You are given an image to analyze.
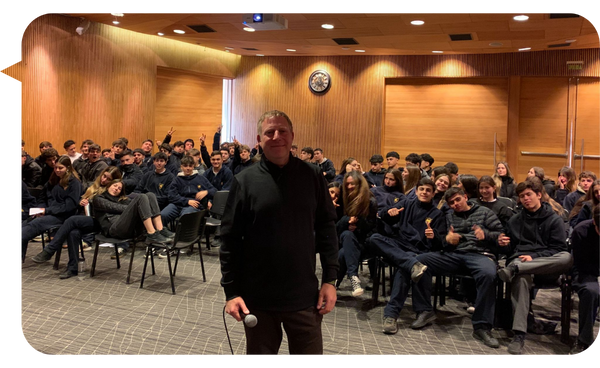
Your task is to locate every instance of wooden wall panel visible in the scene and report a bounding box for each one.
[20,14,239,155]
[574,78,600,176]
[384,78,508,179]
[155,67,223,145]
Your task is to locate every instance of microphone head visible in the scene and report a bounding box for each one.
[244,314,258,328]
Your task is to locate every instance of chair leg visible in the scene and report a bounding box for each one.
[198,240,206,282]
[371,258,381,304]
[173,250,181,276]
[205,231,211,250]
[126,242,136,284]
[140,246,151,289]
[561,276,572,344]
[433,276,439,311]
[79,239,85,260]
[114,244,121,269]
[53,247,61,270]
[166,249,176,295]
[439,275,446,306]
[90,239,100,277]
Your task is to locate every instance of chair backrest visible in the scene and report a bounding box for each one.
[174,210,207,247]
[27,187,43,199]
[210,190,230,217]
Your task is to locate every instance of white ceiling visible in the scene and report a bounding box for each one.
[61,10,600,56]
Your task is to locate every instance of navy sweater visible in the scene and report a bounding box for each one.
[571,219,599,277]
[37,176,82,219]
[134,169,175,208]
[168,173,216,208]
[203,166,233,191]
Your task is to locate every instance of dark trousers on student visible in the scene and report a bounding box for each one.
[108,193,160,239]
[243,307,323,354]
[572,273,599,346]
[43,215,97,272]
[22,215,65,261]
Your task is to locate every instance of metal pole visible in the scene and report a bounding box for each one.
[566,78,572,167]
[580,139,584,173]
[493,132,497,168]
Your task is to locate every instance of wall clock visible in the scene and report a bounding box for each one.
[308,70,331,94]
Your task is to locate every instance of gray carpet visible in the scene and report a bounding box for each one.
[20,239,597,357]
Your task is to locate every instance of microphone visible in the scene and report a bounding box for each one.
[240,312,258,328]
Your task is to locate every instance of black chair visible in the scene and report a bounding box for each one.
[371,256,396,304]
[90,233,137,283]
[203,190,229,249]
[140,210,208,294]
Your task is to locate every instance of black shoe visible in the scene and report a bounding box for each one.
[145,231,169,244]
[497,263,518,283]
[59,270,78,279]
[210,237,222,247]
[410,262,427,283]
[472,328,500,348]
[159,228,175,240]
[410,310,436,330]
[32,250,53,263]
[569,341,589,355]
[507,333,525,354]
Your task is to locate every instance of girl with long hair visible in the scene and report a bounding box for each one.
[402,165,421,200]
[333,157,360,184]
[432,173,451,210]
[554,166,577,205]
[492,161,516,199]
[569,179,600,228]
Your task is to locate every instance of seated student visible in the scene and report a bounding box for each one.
[413,187,504,348]
[140,139,154,166]
[475,175,516,229]
[101,148,112,161]
[31,166,122,277]
[369,178,446,334]
[385,151,401,172]
[38,148,59,188]
[421,153,435,178]
[108,139,126,166]
[365,154,387,187]
[34,141,53,170]
[132,148,149,173]
[186,148,207,175]
[432,172,450,210]
[22,150,42,188]
[220,146,234,172]
[569,205,600,354]
[168,155,217,218]
[290,144,298,158]
[336,171,378,297]
[569,179,600,228]
[118,150,143,195]
[171,140,186,167]
[80,144,108,192]
[118,137,129,150]
[402,165,421,201]
[313,148,336,183]
[299,146,314,163]
[496,178,573,355]
[204,151,233,191]
[444,162,459,185]
[72,139,93,177]
[370,168,404,211]
[134,152,176,224]
[156,143,181,176]
[22,156,82,261]
[457,174,479,200]
[22,181,37,221]
[333,157,360,184]
[231,141,256,175]
[184,138,195,153]
[554,166,577,205]
[493,161,516,200]
[63,139,82,164]
[527,166,556,199]
[405,153,429,179]
[93,179,174,245]
[328,181,344,221]
[564,171,597,214]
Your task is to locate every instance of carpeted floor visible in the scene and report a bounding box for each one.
[20,239,597,357]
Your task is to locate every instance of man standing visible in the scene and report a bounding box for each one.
[496,178,573,354]
[220,110,339,354]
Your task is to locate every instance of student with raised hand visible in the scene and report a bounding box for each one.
[493,161,516,200]
[365,154,387,187]
[22,156,82,262]
[369,178,446,335]
[313,148,336,183]
[554,166,577,205]
[564,171,597,214]
[568,179,600,228]
[336,170,378,297]
[370,168,404,211]
[31,166,122,278]
[402,165,421,201]
[496,178,573,355]
[413,187,504,348]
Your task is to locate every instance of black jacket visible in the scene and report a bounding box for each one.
[499,176,516,200]
[220,154,338,312]
[445,201,503,255]
[203,166,234,191]
[317,158,336,182]
[505,202,567,260]
[571,219,599,277]
[370,185,404,211]
[364,168,387,187]
[37,176,82,220]
[22,154,42,188]
[336,196,378,243]
[92,191,130,235]
[80,159,109,192]
[120,164,143,195]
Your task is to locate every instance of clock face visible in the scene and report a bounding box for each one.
[309,70,331,93]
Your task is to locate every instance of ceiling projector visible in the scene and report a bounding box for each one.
[242,14,288,31]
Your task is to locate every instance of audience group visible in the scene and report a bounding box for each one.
[21,130,598,355]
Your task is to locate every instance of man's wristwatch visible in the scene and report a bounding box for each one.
[324,280,337,286]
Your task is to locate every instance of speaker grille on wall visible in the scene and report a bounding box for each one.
[549,14,580,19]
[187,25,216,33]
[449,34,472,41]
[548,43,572,48]
[333,38,359,45]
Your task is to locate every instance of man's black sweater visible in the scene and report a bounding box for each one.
[220,155,339,312]
[571,219,599,277]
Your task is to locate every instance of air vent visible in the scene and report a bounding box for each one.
[333,38,359,45]
[449,33,472,41]
[242,47,259,51]
[549,14,580,19]
[187,25,216,33]
[548,43,572,48]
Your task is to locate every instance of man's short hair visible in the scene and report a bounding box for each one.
[291,144,298,149]
[41,148,59,160]
[187,148,200,157]
[160,143,173,153]
[220,143,229,150]
[421,153,434,166]
[301,147,314,158]
[444,162,459,175]
[101,148,111,155]
[112,139,126,149]
[515,177,544,196]
[63,140,76,149]
[370,154,384,164]
[211,151,223,157]
[579,171,597,181]
[386,151,400,159]
[417,177,435,191]
[180,155,195,166]
[39,141,52,149]
[444,186,466,202]
[184,138,195,147]
[118,137,129,146]
[314,148,323,154]
[81,139,94,148]
[142,139,153,146]
[120,149,133,158]
[257,110,293,135]
[132,148,144,155]
[405,153,422,166]
[88,144,101,152]
[173,140,184,148]
[240,144,250,152]
[153,152,168,161]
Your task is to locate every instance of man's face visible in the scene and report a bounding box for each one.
[220,150,230,161]
[371,162,382,173]
[154,159,166,172]
[21,155,27,166]
[184,141,194,151]
[290,147,298,157]
[313,150,323,162]
[40,145,52,154]
[229,146,235,156]
[211,154,222,169]
[112,145,124,155]
[421,161,431,170]
[387,156,399,169]
[174,145,185,154]
[580,177,594,191]
[102,151,111,158]
[181,164,195,176]
[141,141,153,153]
[133,152,144,164]
[81,144,89,155]
[300,151,311,161]
[120,154,134,166]
[66,144,77,156]
[447,193,470,213]
[45,157,56,168]
[240,149,250,161]
[160,148,171,157]
[88,149,100,162]
[258,116,294,165]
[518,188,542,212]
[417,185,434,203]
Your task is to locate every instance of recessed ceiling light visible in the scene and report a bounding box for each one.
[173,29,185,34]
[286,49,296,52]
[243,27,255,32]
[256,54,264,56]
[519,47,531,51]
[355,49,366,53]
[112,21,120,25]
[321,24,334,29]
[432,51,444,53]
[411,20,425,25]
[513,15,529,21]
[111,13,124,17]
[158,32,164,36]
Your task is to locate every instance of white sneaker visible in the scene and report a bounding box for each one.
[350,275,364,297]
